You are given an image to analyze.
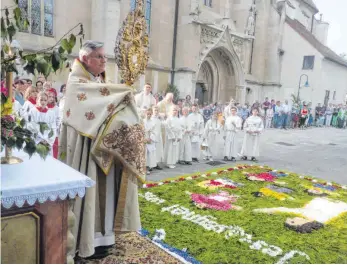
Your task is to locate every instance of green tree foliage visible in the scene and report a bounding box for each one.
[1,0,84,79]
[166,83,180,103]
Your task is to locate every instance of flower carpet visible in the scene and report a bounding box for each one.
[139,165,347,264]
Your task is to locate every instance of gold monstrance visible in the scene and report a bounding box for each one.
[114,0,149,87]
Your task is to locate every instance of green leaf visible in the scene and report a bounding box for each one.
[36,143,49,159]
[38,122,49,134]
[1,17,7,37]
[13,7,21,28]
[7,23,16,42]
[69,34,76,48]
[48,129,54,138]
[51,50,61,72]
[23,139,36,158]
[19,50,23,58]
[59,151,67,160]
[23,18,29,29]
[23,61,35,75]
[6,137,16,148]
[61,39,70,53]
[5,8,9,18]
[15,137,24,150]
[3,43,10,54]
[23,54,36,61]
[20,118,26,127]
[7,63,18,74]
[58,46,65,54]
[36,57,49,77]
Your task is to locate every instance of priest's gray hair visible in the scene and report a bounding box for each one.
[79,40,104,61]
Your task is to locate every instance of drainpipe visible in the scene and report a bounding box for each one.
[171,0,180,86]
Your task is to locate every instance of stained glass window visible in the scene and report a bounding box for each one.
[130,0,136,11]
[145,0,151,33]
[31,0,41,35]
[18,0,54,36]
[44,0,53,36]
[18,0,29,32]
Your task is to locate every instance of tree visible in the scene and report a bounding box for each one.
[291,94,301,105]
[1,0,84,79]
[1,0,84,160]
[166,83,180,103]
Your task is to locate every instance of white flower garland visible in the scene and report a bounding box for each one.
[153,228,166,241]
[276,250,310,264]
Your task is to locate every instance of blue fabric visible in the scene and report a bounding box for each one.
[139,228,201,264]
[15,92,24,105]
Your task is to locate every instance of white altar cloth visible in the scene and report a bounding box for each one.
[1,150,95,209]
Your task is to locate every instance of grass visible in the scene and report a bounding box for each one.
[139,165,347,264]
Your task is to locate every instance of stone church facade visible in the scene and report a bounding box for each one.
[4,0,347,106]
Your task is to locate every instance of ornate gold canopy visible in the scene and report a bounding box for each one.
[115,0,149,87]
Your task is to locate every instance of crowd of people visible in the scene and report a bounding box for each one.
[11,76,66,158]
[136,84,264,175]
[136,85,347,174]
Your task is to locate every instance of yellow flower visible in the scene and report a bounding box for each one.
[260,188,288,201]
[1,98,13,116]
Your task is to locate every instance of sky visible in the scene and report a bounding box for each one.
[313,0,347,55]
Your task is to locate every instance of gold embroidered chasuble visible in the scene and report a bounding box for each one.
[59,59,146,257]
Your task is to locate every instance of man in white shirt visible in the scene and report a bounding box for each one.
[281,100,292,130]
[135,83,156,113]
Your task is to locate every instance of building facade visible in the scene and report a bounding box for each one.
[3,0,347,106]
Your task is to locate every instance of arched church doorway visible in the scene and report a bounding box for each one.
[195,47,238,104]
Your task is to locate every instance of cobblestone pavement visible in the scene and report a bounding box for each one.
[147,127,347,185]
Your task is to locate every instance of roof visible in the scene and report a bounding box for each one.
[286,17,347,68]
[301,0,319,13]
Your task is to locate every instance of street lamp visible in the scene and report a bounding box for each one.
[297,74,309,102]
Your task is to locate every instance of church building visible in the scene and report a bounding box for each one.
[4,0,347,106]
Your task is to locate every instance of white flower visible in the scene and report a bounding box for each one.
[153,228,166,241]
[276,250,310,264]
[158,182,163,185]
[171,180,176,183]
[312,179,317,183]
[342,186,347,190]
[201,174,207,177]
[299,176,304,179]
[212,172,218,175]
[273,170,278,172]
[259,166,264,168]
[186,176,192,180]
[327,182,332,186]
[223,170,228,172]
[143,184,147,188]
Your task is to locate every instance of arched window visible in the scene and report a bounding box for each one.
[145,0,152,33]
[18,0,54,36]
[130,0,151,34]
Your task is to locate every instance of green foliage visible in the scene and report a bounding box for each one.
[166,83,180,103]
[1,1,84,78]
[140,166,347,264]
[291,94,301,105]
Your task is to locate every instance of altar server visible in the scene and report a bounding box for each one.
[144,108,157,173]
[179,107,193,165]
[189,104,204,162]
[19,86,38,118]
[164,106,182,169]
[224,106,242,161]
[152,106,164,170]
[47,88,60,158]
[25,91,57,155]
[240,108,264,162]
[203,112,221,161]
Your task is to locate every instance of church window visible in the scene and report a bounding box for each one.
[130,0,136,11]
[204,0,212,7]
[145,0,152,33]
[130,0,151,34]
[18,0,54,36]
[302,56,315,70]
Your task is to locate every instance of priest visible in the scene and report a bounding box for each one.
[59,40,146,259]
[157,92,175,118]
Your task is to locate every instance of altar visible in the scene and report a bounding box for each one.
[1,151,94,264]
